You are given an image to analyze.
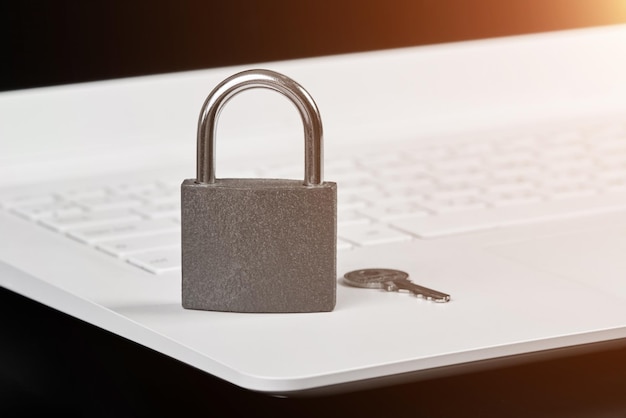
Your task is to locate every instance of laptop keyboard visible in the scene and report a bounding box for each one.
[3,121,626,274]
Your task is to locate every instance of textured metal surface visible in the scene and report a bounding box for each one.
[181,179,337,312]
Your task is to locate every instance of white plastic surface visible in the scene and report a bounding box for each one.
[2,25,626,394]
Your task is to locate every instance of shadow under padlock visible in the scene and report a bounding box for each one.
[181,69,337,313]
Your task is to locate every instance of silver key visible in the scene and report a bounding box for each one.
[343,268,451,303]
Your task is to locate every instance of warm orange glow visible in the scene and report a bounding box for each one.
[7,0,626,90]
[189,0,626,62]
[291,0,626,51]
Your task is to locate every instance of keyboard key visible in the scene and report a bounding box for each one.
[482,181,537,194]
[330,171,375,184]
[484,151,534,168]
[359,188,394,204]
[337,209,371,226]
[392,192,626,238]
[603,177,626,192]
[339,182,380,195]
[374,164,430,181]
[109,182,161,195]
[589,142,618,156]
[594,168,626,183]
[415,146,451,161]
[454,141,492,156]
[426,186,481,201]
[133,187,179,204]
[429,157,483,173]
[547,185,599,200]
[381,181,436,197]
[127,248,181,274]
[484,190,543,207]
[324,158,358,171]
[595,152,626,169]
[157,179,186,189]
[338,194,368,210]
[337,238,354,251]
[355,152,407,167]
[68,219,180,244]
[539,143,587,161]
[1,194,57,209]
[544,130,583,145]
[493,135,537,152]
[436,171,488,187]
[11,201,84,220]
[358,202,430,221]
[56,187,109,200]
[489,166,544,182]
[585,122,626,139]
[390,210,497,237]
[73,194,144,211]
[39,209,143,232]
[339,223,413,246]
[421,196,487,214]
[133,200,181,219]
[548,158,595,173]
[97,231,180,257]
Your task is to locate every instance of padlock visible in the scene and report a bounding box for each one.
[181,69,337,313]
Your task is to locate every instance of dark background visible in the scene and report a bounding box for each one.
[4,286,626,418]
[4,1,626,416]
[3,0,626,91]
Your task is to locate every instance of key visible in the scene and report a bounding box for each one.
[343,268,450,302]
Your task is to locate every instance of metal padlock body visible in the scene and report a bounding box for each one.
[181,70,337,313]
[182,178,336,312]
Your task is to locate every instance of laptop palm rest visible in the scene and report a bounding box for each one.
[487,227,626,299]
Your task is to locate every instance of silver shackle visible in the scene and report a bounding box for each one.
[196,69,324,185]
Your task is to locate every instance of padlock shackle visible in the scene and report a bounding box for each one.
[196,69,324,186]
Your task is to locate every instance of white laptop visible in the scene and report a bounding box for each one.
[2,24,626,395]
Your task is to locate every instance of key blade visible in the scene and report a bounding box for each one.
[388,279,451,303]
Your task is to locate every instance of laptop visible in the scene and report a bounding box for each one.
[2,23,626,396]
